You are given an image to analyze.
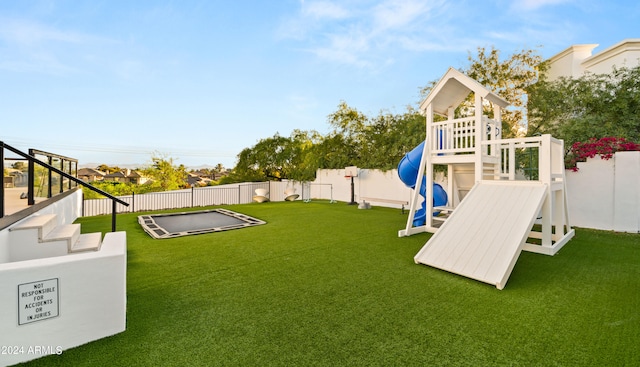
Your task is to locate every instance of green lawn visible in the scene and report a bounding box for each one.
[22,201,640,366]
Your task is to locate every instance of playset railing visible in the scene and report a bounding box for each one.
[481,134,565,184]
[430,116,500,156]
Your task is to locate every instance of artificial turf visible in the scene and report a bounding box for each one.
[19,200,640,366]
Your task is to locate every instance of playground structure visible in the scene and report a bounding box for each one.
[397,141,448,225]
[399,68,575,289]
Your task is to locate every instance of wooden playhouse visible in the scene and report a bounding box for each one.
[400,68,575,289]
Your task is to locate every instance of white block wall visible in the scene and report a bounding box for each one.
[0,232,126,367]
[0,190,83,264]
[316,153,640,233]
[566,156,615,230]
[313,169,411,207]
[566,152,640,232]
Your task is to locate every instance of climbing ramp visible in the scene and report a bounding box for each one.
[414,181,548,290]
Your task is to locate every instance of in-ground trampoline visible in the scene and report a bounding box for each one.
[138,209,266,239]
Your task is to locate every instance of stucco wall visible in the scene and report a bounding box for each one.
[0,190,82,264]
[547,39,640,81]
[312,168,446,208]
[566,152,640,232]
[0,232,126,366]
[316,152,640,233]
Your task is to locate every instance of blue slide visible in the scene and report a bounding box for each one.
[398,141,448,226]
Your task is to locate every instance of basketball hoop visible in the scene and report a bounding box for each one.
[344,166,358,177]
[344,166,358,205]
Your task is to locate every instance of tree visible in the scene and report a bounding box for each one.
[228,102,427,180]
[82,181,138,199]
[213,164,225,175]
[528,65,640,148]
[233,133,301,181]
[142,154,188,191]
[314,133,357,169]
[358,108,425,170]
[318,101,369,168]
[287,129,323,181]
[464,46,547,138]
[420,47,547,138]
[226,47,548,178]
[11,161,26,171]
[95,164,121,174]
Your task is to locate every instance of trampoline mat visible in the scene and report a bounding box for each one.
[138,209,265,239]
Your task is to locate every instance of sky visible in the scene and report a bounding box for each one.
[1,0,638,169]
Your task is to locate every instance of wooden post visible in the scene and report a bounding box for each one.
[474,93,483,183]
[539,135,552,247]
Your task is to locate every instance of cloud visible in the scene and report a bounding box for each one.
[0,22,78,74]
[302,1,350,19]
[511,0,573,11]
[280,0,590,70]
[280,0,459,69]
[372,0,435,31]
[0,18,91,74]
[276,1,350,41]
[0,16,131,77]
[0,18,91,45]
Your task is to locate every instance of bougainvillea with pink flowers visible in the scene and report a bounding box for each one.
[566,137,640,171]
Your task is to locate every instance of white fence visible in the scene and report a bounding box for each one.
[316,154,639,233]
[566,151,640,233]
[83,153,640,233]
[316,153,640,233]
[312,169,417,207]
[83,181,291,216]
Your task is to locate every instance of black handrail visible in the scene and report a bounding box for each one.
[28,148,79,201]
[1,141,129,232]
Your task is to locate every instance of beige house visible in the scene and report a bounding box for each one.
[187,173,211,187]
[546,38,640,81]
[77,168,106,182]
[103,169,149,185]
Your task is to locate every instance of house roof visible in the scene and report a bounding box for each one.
[547,44,599,65]
[104,171,126,178]
[419,67,509,115]
[581,38,640,69]
[546,39,640,80]
[104,169,142,178]
[187,174,203,186]
[78,168,106,176]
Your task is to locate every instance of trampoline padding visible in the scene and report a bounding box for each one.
[138,209,265,239]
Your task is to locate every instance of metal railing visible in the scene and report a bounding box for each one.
[1,141,129,231]
[26,148,78,204]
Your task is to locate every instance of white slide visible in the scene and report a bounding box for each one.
[414,181,547,289]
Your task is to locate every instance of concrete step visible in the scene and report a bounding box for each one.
[71,232,103,253]
[8,214,104,261]
[9,214,58,238]
[42,223,81,251]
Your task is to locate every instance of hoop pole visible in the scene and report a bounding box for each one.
[348,176,356,205]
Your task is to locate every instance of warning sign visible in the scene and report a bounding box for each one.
[18,278,59,325]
